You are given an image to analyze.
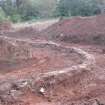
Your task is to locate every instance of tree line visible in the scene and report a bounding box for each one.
[0,0,104,22]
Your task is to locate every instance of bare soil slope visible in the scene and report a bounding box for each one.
[41,14,105,45]
[0,15,105,105]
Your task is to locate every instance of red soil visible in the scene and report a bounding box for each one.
[0,15,105,105]
[41,14,105,45]
[0,21,12,32]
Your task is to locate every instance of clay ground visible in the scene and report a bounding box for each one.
[0,15,105,105]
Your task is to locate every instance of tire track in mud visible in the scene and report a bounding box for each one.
[0,36,95,104]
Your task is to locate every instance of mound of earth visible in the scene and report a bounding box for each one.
[2,27,39,39]
[40,14,105,45]
[2,19,58,39]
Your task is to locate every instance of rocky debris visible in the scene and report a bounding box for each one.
[0,82,12,93]
[0,79,30,105]
[94,99,104,105]
[38,87,46,96]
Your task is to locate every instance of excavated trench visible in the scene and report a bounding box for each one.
[0,36,95,105]
[0,36,83,74]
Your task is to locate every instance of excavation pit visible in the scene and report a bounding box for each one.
[0,36,96,105]
[0,37,83,74]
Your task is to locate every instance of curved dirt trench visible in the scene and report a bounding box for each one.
[0,36,95,105]
[31,41,95,94]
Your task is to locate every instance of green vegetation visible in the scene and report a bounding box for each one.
[0,7,6,22]
[0,0,104,22]
[55,0,103,17]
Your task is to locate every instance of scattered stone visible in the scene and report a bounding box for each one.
[39,87,46,95]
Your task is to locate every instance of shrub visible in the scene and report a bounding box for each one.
[10,14,22,23]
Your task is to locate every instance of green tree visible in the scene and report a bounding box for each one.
[0,0,39,21]
[17,0,39,20]
[56,0,101,17]
[33,0,57,17]
[0,0,17,16]
[0,7,6,22]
